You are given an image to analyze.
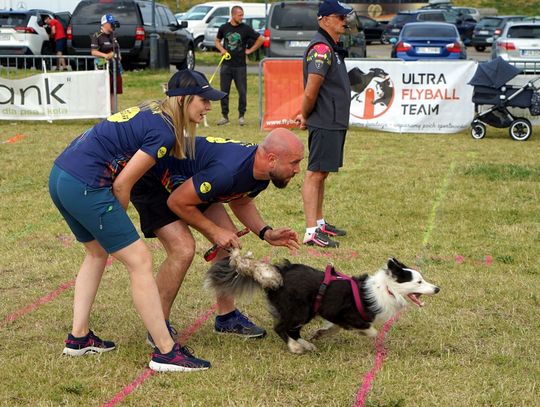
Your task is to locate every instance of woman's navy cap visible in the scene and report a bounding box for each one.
[318,0,353,17]
[166,70,226,100]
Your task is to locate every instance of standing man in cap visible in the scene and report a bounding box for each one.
[296,0,352,248]
[91,14,122,113]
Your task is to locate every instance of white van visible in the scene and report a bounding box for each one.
[178,1,266,50]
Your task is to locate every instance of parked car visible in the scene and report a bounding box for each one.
[356,14,386,44]
[453,7,480,23]
[179,1,266,51]
[471,15,525,52]
[67,0,195,70]
[391,22,466,61]
[383,8,476,45]
[0,9,65,65]
[381,10,447,44]
[491,21,540,73]
[265,1,366,58]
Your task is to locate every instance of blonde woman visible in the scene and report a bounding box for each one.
[49,70,226,371]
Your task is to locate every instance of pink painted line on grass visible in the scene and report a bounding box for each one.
[353,313,401,407]
[0,279,75,328]
[102,304,218,407]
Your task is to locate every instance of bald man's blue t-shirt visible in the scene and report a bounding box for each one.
[149,136,269,202]
[54,104,176,188]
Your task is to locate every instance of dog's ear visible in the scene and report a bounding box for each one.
[387,258,413,283]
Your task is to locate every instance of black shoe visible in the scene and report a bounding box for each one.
[303,228,339,248]
[319,223,347,237]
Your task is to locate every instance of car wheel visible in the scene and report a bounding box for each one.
[470,121,486,139]
[194,37,207,52]
[176,47,195,70]
[474,45,485,52]
[509,118,532,141]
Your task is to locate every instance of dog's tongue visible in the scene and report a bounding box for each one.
[408,293,424,307]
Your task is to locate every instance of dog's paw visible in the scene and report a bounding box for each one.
[360,327,378,337]
[311,322,341,340]
[287,339,305,354]
[297,338,317,352]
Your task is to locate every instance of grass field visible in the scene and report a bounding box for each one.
[1,70,539,407]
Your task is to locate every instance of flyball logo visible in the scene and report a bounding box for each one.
[157,146,167,159]
[200,182,212,194]
[348,67,394,120]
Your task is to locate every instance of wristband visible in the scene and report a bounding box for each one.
[258,225,273,240]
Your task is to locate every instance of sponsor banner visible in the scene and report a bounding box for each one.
[345,59,477,133]
[261,59,304,130]
[0,70,110,120]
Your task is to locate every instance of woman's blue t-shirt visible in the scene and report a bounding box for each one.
[55,104,176,188]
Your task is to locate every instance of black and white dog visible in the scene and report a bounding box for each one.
[205,250,440,353]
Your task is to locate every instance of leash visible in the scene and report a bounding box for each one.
[203,227,250,262]
[353,313,401,407]
[313,265,372,322]
[209,52,231,84]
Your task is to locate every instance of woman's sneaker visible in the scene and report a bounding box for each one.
[214,309,266,338]
[149,343,211,372]
[146,320,178,348]
[63,330,116,356]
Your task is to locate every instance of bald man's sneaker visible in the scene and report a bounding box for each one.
[217,116,229,126]
[238,116,245,126]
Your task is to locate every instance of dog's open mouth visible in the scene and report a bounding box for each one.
[407,293,424,307]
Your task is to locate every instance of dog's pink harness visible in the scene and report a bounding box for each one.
[313,265,372,322]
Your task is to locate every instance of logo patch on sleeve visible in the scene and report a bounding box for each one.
[157,146,167,158]
[306,43,332,70]
[200,182,212,194]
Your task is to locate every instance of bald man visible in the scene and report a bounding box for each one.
[130,129,304,362]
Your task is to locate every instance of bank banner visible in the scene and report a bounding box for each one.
[345,59,477,133]
[0,70,110,120]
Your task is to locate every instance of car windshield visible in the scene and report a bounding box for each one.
[391,14,415,25]
[247,17,265,31]
[71,0,139,25]
[402,25,456,38]
[507,25,540,39]
[270,4,318,30]
[0,12,29,27]
[182,5,211,21]
[477,18,502,28]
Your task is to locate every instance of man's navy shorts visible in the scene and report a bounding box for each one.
[131,173,210,238]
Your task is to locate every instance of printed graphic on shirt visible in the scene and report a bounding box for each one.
[225,32,242,51]
[157,146,168,159]
[200,182,212,194]
[107,155,131,181]
[107,107,141,122]
[306,43,332,71]
[205,137,255,146]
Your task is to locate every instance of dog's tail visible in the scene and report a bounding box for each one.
[204,249,283,298]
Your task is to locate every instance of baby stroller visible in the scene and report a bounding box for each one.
[468,57,540,141]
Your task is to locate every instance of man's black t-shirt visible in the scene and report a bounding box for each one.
[216,22,260,68]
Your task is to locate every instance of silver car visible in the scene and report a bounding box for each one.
[492,21,540,73]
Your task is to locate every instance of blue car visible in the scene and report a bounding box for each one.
[391,22,467,60]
